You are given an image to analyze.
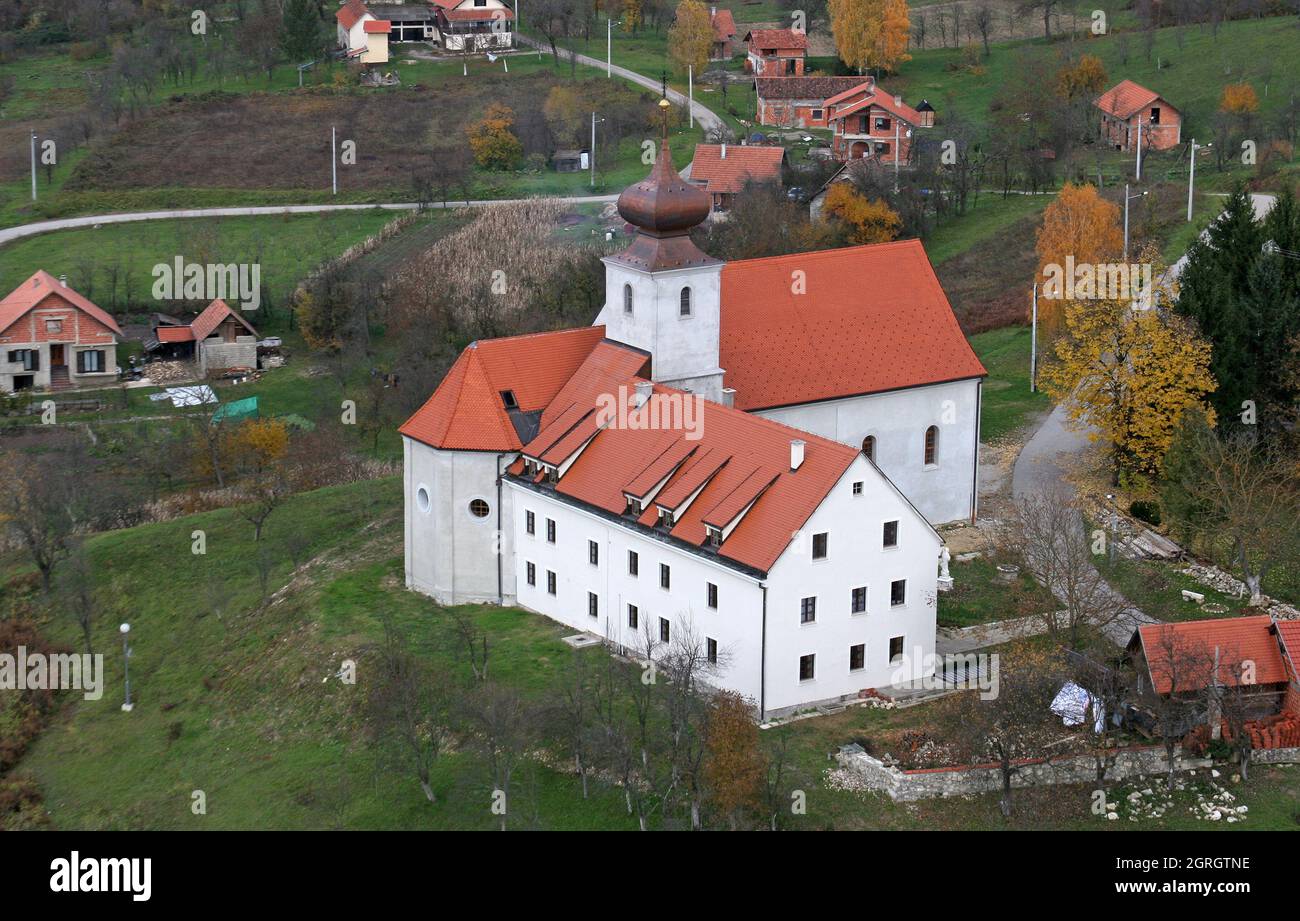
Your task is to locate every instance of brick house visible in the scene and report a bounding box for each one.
[687,143,787,211]
[754,76,866,129]
[1095,79,1182,152]
[744,28,807,76]
[710,6,737,60]
[152,299,260,375]
[825,79,926,164]
[0,271,121,393]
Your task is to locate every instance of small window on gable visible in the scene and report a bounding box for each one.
[500,390,518,410]
[623,283,634,314]
[852,481,863,496]
[45,319,62,334]
[679,287,692,317]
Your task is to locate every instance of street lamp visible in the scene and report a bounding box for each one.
[120,622,133,712]
[590,112,606,188]
[1123,184,1148,260]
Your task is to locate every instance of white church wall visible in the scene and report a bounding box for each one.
[404,437,515,605]
[755,377,981,525]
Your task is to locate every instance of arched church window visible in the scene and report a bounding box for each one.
[679,287,692,316]
[924,426,938,466]
[862,435,875,461]
[623,283,633,314]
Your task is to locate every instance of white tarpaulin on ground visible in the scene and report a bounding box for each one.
[1051,681,1105,732]
[164,385,217,408]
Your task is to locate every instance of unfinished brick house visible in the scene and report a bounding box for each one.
[1095,79,1182,152]
[754,76,866,129]
[710,6,737,60]
[744,28,807,76]
[687,143,786,212]
[151,299,259,375]
[826,79,926,164]
[0,271,121,393]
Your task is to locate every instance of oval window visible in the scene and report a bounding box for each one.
[416,486,431,514]
[469,498,491,518]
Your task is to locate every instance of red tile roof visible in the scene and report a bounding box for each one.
[399,327,610,451]
[1136,617,1290,695]
[363,19,391,32]
[711,8,737,41]
[191,299,257,341]
[718,240,986,411]
[336,0,369,29]
[744,28,808,51]
[1095,79,1169,120]
[829,87,923,127]
[1277,621,1300,680]
[156,326,195,343]
[0,270,122,338]
[755,76,868,102]
[689,144,785,194]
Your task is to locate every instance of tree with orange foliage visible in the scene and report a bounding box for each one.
[822,183,902,244]
[702,691,766,830]
[1055,54,1107,100]
[466,103,523,171]
[876,0,911,73]
[1034,182,1123,338]
[829,0,911,74]
[1219,82,1260,115]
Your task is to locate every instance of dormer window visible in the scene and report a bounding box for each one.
[659,508,674,528]
[500,390,518,410]
[706,526,722,548]
[623,283,633,314]
[625,497,641,516]
[679,286,692,317]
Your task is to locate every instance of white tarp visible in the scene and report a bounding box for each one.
[164,385,217,408]
[1051,681,1105,732]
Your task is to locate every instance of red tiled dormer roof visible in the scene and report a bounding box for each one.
[1095,79,1169,120]
[744,28,808,51]
[399,326,610,451]
[718,240,986,411]
[689,144,785,195]
[336,0,369,29]
[363,19,392,32]
[711,8,737,41]
[1136,616,1290,696]
[0,270,122,338]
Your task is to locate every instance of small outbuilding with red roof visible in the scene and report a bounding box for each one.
[687,143,787,211]
[0,271,121,393]
[1095,79,1181,151]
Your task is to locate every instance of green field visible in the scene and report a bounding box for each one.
[968,325,1052,443]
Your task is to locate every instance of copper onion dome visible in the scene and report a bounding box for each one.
[616,140,711,236]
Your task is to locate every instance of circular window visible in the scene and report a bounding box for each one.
[469,498,491,519]
[416,486,431,514]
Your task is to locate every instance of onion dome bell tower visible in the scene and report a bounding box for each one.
[596,100,726,402]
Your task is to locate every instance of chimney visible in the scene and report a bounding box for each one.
[721,388,736,408]
[720,143,727,159]
[634,380,653,408]
[790,439,805,471]
[894,94,903,108]
[59,274,68,287]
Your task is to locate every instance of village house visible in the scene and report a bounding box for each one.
[0,271,121,393]
[744,28,807,76]
[1095,79,1182,152]
[431,0,514,51]
[754,75,866,129]
[335,0,391,64]
[151,299,259,376]
[825,79,927,164]
[401,139,986,716]
[1128,617,1300,746]
[687,142,786,212]
[710,6,737,60]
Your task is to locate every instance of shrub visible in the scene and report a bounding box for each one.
[1129,499,1162,526]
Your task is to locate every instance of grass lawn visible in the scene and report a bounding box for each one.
[1092,550,1251,622]
[968,326,1051,443]
[925,193,1051,265]
[937,556,1057,628]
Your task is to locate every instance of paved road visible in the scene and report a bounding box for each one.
[0,195,621,247]
[518,35,726,137]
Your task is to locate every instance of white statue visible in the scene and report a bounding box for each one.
[939,546,951,580]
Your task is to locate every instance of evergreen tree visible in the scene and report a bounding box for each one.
[280,0,323,65]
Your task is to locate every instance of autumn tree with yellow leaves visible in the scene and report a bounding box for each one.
[1219,83,1260,115]
[466,103,523,171]
[1034,182,1123,339]
[822,183,902,244]
[829,0,911,74]
[668,0,713,77]
[1039,245,1217,480]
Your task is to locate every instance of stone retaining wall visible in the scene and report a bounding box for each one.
[836,743,1212,802]
[1249,746,1300,765]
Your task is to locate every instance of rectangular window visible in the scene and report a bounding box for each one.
[800,596,816,624]
[659,617,671,643]
[660,563,671,590]
[851,586,867,614]
[76,350,104,373]
[627,604,639,629]
[588,540,599,566]
[883,520,898,548]
[546,519,556,543]
[628,550,639,576]
[9,349,38,371]
[547,571,557,595]
[706,638,718,665]
[799,654,815,681]
[707,582,718,609]
[850,643,865,671]
[526,562,536,586]
[891,579,906,607]
[588,592,598,618]
[812,532,828,560]
[889,636,904,663]
[852,481,863,496]
[525,510,535,535]
[45,319,62,334]
[874,116,891,132]
[811,108,823,120]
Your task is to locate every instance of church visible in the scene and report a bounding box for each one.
[399,137,985,718]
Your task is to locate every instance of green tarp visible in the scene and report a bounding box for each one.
[212,396,259,423]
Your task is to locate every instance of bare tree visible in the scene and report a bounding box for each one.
[368,616,451,802]
[442,605,490,682]
[459,682,537,830]
[0,450,88,592]
[1135,624,1219,791]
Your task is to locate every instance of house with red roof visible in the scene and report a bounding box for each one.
[825,79,928,164]
[1095,79,1181,152]
[401,136,986,715]
[745,28,807,76]
[430,0,514,51]
[335,0,391,64]
[710,6,737,60]
[0,271,121,393]
[151,299,259,375]
[754,76,867,130]
[687,143,786,211]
